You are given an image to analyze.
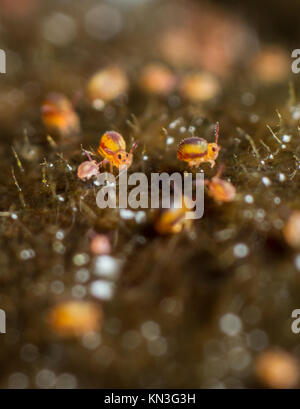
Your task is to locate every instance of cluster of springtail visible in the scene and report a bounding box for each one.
[41,73,236,236]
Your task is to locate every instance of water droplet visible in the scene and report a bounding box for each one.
[233,243,249,258]
[55,230,64,240]
[262,176,271,187]
[282,134,291,143]
[244,194,254,204]
[242,92,255,106]
[147,337,168,356]
[120,209,135,220]
[93,256,122,280]
[72,284,86,298]
[90,280,115,300]
[35,369,56,389]
[166,136,174,145]
[55,373,77,389]
[141,321,160,341]
[219,313,242,336]
[51,280,64,295]
[75,268,90,283]
[247,329,268,351]
[82,332,101,350]
[73,253,89,266]
[8,372,29,389]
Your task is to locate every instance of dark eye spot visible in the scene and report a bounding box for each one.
[118,154,122,159]
[212,147,216,152]
[126,153,129,157]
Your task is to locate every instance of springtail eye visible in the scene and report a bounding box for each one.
[118,154,122,159]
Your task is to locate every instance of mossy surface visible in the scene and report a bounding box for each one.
[0,0,300,389]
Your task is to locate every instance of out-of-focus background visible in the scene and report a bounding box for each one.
[1,0,300,389]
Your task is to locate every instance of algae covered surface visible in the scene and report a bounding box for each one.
[0,0,300,389]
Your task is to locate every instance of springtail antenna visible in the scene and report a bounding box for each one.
[130,141,139,154]
[84,150,93,162]
[215,122,220,144]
